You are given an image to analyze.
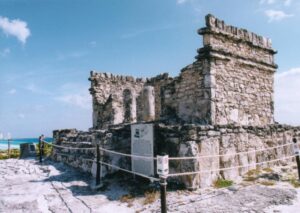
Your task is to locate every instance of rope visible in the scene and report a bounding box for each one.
[46,140,294,162]
[46,141,157,160]
[44,141,95,150]
[53,151,158,181]
[168,154,296,177]
[98,147,157,160]
[82,158,159,182]
[168,142,294,160]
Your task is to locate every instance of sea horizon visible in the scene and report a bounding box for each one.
[0,138,53,150]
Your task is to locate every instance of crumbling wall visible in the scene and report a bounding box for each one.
[52,124,300,189]
[89,72,145,129]
[198,14,276,126]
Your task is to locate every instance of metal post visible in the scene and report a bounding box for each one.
[96,144,101,186]
[293,138,300,181]
[7,133,11,159]
[160,176,167,213]
[39,141,43,163]
[7,139,11,158]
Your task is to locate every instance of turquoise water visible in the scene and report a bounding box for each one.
[0,138,53,150]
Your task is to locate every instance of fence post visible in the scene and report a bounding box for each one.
[7,138,11,158]
[293,138,300,181]
[160,176,167,213]
[39,141,43,163]
[96,144,101,186]
[157,155,169,213]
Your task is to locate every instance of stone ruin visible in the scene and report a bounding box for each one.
[52,14,300,189]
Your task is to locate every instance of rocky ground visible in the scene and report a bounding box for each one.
[0,158,300,213]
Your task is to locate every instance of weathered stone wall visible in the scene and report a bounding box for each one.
[198,14,277,126]
[158,124,300,189]
[52,129,95,173]
[89,72,145,129]
[52,124,300,189]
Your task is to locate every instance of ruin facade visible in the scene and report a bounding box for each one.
[52,14,299,189]
[89,14,276,128]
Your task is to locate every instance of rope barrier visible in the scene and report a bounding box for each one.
[98,147,157,160]
[46,141,294,162]
[44,141,95,150]
[168,142,294,160]
[82,158,159,182]
[167,154,296,177]
[46,140,297,179]
[46,141,157,160]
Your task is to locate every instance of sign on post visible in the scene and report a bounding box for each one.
[131,124,154,176]
[157,155,169,176]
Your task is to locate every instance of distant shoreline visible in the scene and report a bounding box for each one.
[0,138,53,150]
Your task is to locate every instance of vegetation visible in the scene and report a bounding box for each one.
[245,168,261,177]
[0,142,52,160]
[243,168,262,182]
[213,179,233,188]
[262,167,273,173]
[35,143,53,157]
[289,178,300,188]
[143,190,159,205]
[0,149,20,160]
[259,180,275,186]
[120,194,135,207]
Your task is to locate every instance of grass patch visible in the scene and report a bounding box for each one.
[243,176,257,182]
[245,168,261,176]
[213,179,233,188]
[259,180,275,186]
[143,190,159,205]
[120,194,135,207]
[289,178,300,188]
[0,149,20,160]
[262,167,273,173]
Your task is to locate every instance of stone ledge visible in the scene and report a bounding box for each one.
[196,46,278,71]
[198,14,276,53]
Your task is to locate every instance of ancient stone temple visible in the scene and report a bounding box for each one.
[89,14,276,128]
[52,14,300,189]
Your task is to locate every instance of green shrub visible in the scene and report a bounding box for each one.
[213,179,233,188]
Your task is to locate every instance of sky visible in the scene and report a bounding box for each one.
[0,0,300,138]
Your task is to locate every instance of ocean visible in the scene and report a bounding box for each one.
[0,138,53,150]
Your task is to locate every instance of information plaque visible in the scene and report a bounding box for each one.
[131,123,154,176]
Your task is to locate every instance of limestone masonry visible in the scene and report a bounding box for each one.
[89,14,276,128]
[52,14,299,189]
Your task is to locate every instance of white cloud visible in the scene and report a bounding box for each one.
[0,16,30,44]
[56,94,91,110]
[8,89,16,95]
[57,51,88,61]
[17,113,25,119]
[177,0,188,4]
[0,48,10,57]
[24,83,51,95]
[55,83,92,110]
[265,9,293,22]
[275,67,300,125]
[260,0,276,4]
[283,0,292,6]
[89,41,97,48]
[260,0,293,6]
